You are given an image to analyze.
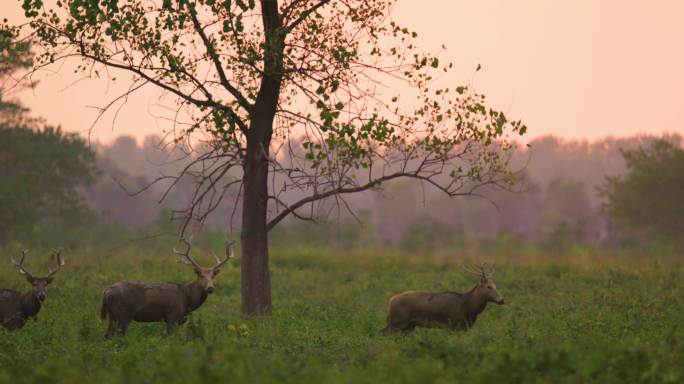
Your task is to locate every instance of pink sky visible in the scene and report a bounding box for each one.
[4,0,684,143]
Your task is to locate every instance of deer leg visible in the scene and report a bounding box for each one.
[165,310,185,334]
[388,319,413,333]
[166,320,180,334]
[105,320,117,339]
[116,319,131,336]
[5,316,22,330]
[120,322,130,336]
[5,313,25,330]
[403,322,417,334]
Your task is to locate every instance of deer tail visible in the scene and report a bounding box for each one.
[100,291,108,320]
[381,296,393,334]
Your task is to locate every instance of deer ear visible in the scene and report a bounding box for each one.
[46,277,54,284]
[25,275,35,283]
[213,269,221,277]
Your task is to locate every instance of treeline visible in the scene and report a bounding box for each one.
[2,124,681,252]
[1,117,680,252]
[82,133,682,252]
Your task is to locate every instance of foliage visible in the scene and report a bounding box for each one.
[540,222,586,255]
[0,246,682,383]
[603,139,684,243]
[399,216,463,252]
[0,125,98,244]
[0,30,105,247]
[0,23,34,126]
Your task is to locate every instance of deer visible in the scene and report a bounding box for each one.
[0,249,65,330]
[382,263,504,333]
[100,238,234,338]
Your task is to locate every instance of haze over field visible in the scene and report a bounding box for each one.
[83,133,677,250]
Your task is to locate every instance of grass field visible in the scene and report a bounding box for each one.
[0,246,682,383]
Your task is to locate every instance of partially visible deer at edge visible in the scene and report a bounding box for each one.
[0,249,65,329]
[100,238,234,338]
[383,263,504,333]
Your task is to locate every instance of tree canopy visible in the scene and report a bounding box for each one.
[603,139,684,243]
[0,23,34,126]
[0,30,97,245]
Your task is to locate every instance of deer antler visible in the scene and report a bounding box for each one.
[460,262,484,277]
[173,236,202,270]
[212,239,236,270]
[47,248,65,278]
[462,262,494,279]
[478,262,497,279]
[11,250,34,278]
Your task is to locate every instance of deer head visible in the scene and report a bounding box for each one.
[173,237,235,294]
[11,249,65,302]
[462,262,504,305]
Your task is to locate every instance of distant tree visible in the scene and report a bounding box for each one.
[0,23,34,126]
[0,126,98,244]
[0,31,98,244]
[603,139,684,242]
[14,0,526,315]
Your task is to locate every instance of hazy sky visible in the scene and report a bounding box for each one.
[5,0,684,143]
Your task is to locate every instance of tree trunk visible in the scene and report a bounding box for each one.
[240,0,282,316]
[240,136,272,315]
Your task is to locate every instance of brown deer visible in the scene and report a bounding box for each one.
[382,263,504,333]
[0,249,65,329]
[100,238,234,338]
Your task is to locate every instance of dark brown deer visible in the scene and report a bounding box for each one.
[383,263,504,333]
[0,249,65,329]
[100,238,234,338]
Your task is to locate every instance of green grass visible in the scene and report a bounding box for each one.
[0,246,682,383]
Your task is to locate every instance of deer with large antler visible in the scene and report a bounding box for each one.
[382,263,504,333]
[100,238,234,338]
[0,249,65,329]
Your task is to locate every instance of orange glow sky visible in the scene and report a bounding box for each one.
[4,0,684,143]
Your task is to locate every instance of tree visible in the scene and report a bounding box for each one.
[0,22,34,126]
[12,0,526,315]
[0,126,98,243]
[602,139,684,242]
[0,29,98,245]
